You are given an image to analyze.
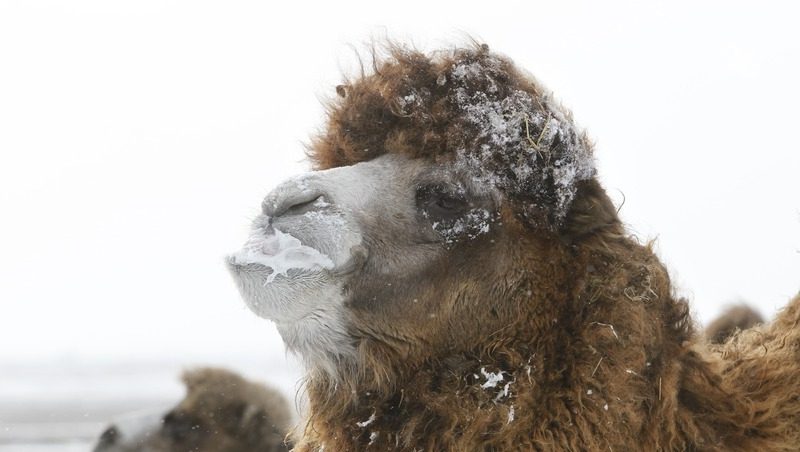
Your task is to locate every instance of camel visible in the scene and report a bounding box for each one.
[705,304,764,344]
[227,43,800,451]
[93,367,292,452]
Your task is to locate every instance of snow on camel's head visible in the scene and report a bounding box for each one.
[227,43,615,377]
[312,43,597,229]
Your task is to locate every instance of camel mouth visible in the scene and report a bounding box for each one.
[226,212,357,329]
[228,225,335,283]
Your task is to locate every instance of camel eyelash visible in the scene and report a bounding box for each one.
[414,184,470,216]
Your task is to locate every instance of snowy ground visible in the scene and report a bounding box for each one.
[0,355,303,450]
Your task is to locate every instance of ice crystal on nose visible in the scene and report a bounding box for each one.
[232,227,334,283]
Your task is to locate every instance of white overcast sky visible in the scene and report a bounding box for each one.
[1,0,798,366]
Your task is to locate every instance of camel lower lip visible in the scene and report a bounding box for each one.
[226,258,274,273]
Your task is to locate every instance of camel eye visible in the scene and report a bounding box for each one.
[162,411,204,443]
[416,184,469,219]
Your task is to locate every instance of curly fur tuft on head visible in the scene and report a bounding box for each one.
[310,43,595,229]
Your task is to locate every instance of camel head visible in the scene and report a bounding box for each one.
[226,43,800,452]
[226,44,622,381]
[93,368,292,452]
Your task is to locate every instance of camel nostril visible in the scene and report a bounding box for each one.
[284,195,325,216]
[265,192,327,219]
[261,174,331,219]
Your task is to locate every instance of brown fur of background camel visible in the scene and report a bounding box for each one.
[242,43,799,451]
[94,367,292,452]
[705,304,765,344]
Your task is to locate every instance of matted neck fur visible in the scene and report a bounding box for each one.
[227,44,800,451]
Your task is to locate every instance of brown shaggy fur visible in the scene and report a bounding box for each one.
[286,43,800,451]
[705,304,765,344]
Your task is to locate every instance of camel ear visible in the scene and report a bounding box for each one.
[559,179,622,240]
